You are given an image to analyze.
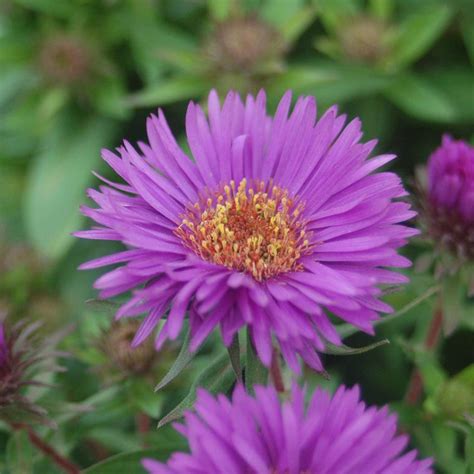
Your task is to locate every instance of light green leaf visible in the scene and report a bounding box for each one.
[384,4,453,70]
[127,379,163,418]
[127,76,210,108]
[208,0,232,20]
[280,6,318,44]
[369,0,394,20]
[385,73,457,123]
[23,115,117,259]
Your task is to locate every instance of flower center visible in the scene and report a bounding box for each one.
[176,179,311,280]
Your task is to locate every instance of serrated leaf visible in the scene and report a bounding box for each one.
[158,351,235,428]
[384,4,453,70]
[155,328,194,392]
[24,115,117,259]
[323,338,389,355]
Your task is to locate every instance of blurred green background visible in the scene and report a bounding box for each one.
[0,0,473,472]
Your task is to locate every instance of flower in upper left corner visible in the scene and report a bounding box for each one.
[0,317,68,427]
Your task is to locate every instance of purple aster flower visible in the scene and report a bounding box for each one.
[76,90,417,372]
[142,384,433,473]
[424,135,474,259]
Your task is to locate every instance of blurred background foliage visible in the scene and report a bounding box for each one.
[0,0,473,472]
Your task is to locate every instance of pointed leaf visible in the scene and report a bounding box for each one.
[227,334,242,382]
[155,328,193,392]
[323,338,389,355]
[158,351,235,428]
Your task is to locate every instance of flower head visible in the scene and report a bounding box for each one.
[0,319,66,426]
[142,384,432,473]
[76,90,417,372]
[424,135,474,259]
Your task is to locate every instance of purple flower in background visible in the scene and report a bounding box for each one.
[76,90,417,372]
[425,135,474,259]
[142,384,433,473]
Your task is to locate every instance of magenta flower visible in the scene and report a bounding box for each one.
[142,384,432,473]
[425,135,474,259]
[76,90,417,372]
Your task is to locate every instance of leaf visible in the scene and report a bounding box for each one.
[322,338,389,355]
[127,76,209,108]
[245,330,268,392]
[158,351,235,428]
[127,379,163,418]
[86,299,121,317]
[385,73,457,123]
[83,448,174,474]
[155,328,194,392]
[339,284,440,339]
[11,0,77,17]
[441,272,464,335]
[208,0,232,20]
[262,0,304,28]
[23,115,117,259]
[462,16,474,65]
[369,0,394,20]
[384,4,453,70]
[227,334,242,382]
[6,430,35,474]
[280,6,318,44]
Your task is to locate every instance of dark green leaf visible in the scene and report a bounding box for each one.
[227,334,242,382]
[155,328,194,392]
[83,448,174,474]
[23,115,117,259]
[158,351,235,428]
[127,379,163,418]
[245,330,268,393]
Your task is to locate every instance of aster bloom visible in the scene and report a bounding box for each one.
[76,90,417,372]
[424,135,474,259]
[142,384,432,473]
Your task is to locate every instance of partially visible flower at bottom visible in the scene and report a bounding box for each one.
[142,384,432,474]
[0,318,67,426]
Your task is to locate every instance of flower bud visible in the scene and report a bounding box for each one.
[38,34,91,85]
[422,135,474,260]
[101,321,156,375]
[205,16,285,73]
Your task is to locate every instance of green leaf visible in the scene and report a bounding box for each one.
[384,4,453,70]
[155,328,194,392]
[127,379,163,418]
[467,428,474,472]
[385,73,457,123]
[245,330,268,393]
[280,6,318,44]
[127,76,209,108]
[322,338,389,355]
[6,430,35,474]
[340,284,440,339]
[83,448,174,474]
[227,334,242,382]
[441,271,464,335]
[462,16,474,65]
[11,0,77,17]
[208,0,232,20]
[158,351,236,428]
[23,115,117,259]
[369,0,394,20]
[262,0,304,28]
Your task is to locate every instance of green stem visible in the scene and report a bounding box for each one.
[245,330,268,393]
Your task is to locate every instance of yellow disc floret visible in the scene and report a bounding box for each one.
[176,179,311,281]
